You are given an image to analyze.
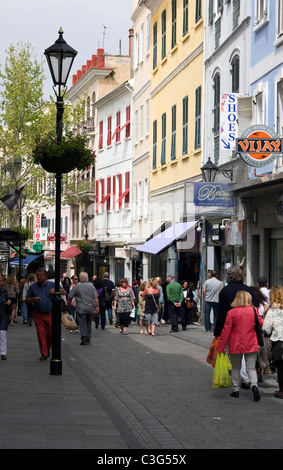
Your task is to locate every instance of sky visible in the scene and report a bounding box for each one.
[0,0,134,97]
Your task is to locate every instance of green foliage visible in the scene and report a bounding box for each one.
[32,132,95,171]
[12,226,33,241]
[76,240,93,253]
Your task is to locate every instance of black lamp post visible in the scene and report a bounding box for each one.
[44,28,77,376]
[201,156,233,182]
[16,193,26,284]
[83,214,91,241]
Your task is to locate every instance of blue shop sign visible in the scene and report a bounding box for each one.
[194,183,236,208]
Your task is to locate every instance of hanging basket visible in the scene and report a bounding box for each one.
[40,152,80,174]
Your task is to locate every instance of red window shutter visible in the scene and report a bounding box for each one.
[107,116,112,146]
[106,177,111,211]
[95,180,99,212]
[125,171,130,205]
[99,121,103,149]
[101,179,105,211]
[112,175,116,210]
[116,111,121,142]
[126,106,131,138]
[118,173,123,209]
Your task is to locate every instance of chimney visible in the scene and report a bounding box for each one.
[97,49,105,68]
[72,74,77,85]
[87,60,92,71]
[129,28,134,79]
[92,54,97,68]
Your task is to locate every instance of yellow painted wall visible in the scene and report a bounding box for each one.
[150,0,204,192]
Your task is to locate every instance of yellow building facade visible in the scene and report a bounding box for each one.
[147,0,203,198]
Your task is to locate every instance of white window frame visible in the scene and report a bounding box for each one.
[254,0,269,32]
[140,23,144,63]
[145,99,150,136]
[135,110,139,144]
[274,0,283,46]
[140,105,144,141]
[146,14,151,55]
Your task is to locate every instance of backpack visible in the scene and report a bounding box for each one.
[104,285,112,303]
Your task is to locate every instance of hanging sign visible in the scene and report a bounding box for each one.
[220,93,241,150]
[236,125,282,167]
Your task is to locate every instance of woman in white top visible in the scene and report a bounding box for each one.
[263,286,283,399]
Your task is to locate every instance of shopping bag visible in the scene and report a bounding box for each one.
[130,307,136,319]
[212,352,232,388]
[61,313,77,330]
[206,337,220,368]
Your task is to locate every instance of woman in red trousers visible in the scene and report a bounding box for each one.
[218,290,263,401]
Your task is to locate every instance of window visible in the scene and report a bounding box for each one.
[183,0,189,36]
[213,73,221,135]
[125,172,130,207]
[116,111,121,142]
[65,216,68,242]
[99,120,103,149]
[276,0,283,38]
[146,14,151,54]
[233,0,240,30]
[231,55,240,93]
[161,113,166,165]
[107,116,112,146]
[277,78,283,136]
[196,0,202,23]
[140,105,144,140]
[255,0,268,25]
[208,0,214,25]
[182,96,188,155]
[161,9,166,59]
[215,17,221,49]
[172,0,177,47]
[153,120,157,169]
[106,177,111,211]
[146,99,150,135]
[126,105,131,138]
[112,176,116,210]
[135,31,139,69]
[140,23,144,62]
[135,110,139,143]
[217,0,223,13]
[171,104,176,160]
[195,86,201,149]
[153,22,157,69]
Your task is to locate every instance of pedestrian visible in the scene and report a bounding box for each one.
[217,290,263,401]
[161,279,169,323]
[156,277,164,325]
[69,275,79,331]
[257,276,270,313]
[93,278,107,330]
[214,266,255,338]
[68,271,99,345]
[18,275,27,323]
[263,285,283,399]
[250,285,270,382]
[113,278,135,335]
[142,278,160,336]
[0,276,11,360]
[103,272,115,325]
[22,273,37,326]
[137,281,146,334]
[26,269,56,360]
[202,270,222,332]
[62,276,71,300]
[180,280,194,330]
[166,275,183,333]
[4,274,19,326]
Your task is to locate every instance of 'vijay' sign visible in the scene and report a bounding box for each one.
[236,125,282,167]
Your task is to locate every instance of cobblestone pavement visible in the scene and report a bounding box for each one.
[0,317,282,450]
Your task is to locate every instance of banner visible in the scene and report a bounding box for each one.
[220,93,241,151]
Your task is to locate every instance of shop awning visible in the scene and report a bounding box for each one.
[11,253,42,266]
[60,246,81,259]
[135,221,198,255]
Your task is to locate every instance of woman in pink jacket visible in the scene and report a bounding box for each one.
[218,290,263,401]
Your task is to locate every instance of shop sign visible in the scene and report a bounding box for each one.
[237,124,282,167]
[115,248,126,258]
[194,183,236,208]
[47,233,66,242]
[220,93,241,150]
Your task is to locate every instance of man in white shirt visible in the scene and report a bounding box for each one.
[203,270,222,332]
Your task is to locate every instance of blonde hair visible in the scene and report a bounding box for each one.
[269,286,283,309]
[79,271,88,282]
[231,290,253,308]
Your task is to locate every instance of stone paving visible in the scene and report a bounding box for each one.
[0,317,282,449]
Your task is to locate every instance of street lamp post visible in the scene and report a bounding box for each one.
[83,214,91,241]
[44,28,77,376]
[16,193,26,284]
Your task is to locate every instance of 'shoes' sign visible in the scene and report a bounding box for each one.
[237,125,282,167]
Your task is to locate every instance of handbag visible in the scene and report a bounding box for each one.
[151,292,159,313]
[253,307,264,347]
[212,352,232,388]
[130,307,136,319]
[271,341,283,365]
[206,337,220,368]
[186,300,194,309]
[61,313,77,330]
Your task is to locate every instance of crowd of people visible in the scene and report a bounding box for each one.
[0,265,282,403]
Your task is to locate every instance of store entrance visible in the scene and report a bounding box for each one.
[178,252,200,286]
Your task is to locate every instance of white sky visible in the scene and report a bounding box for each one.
[0,0,134,97]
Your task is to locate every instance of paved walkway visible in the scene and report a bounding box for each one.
[0,318,282,449]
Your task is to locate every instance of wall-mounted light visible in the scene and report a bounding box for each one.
[201,157,233,182]
[220,218,230,230]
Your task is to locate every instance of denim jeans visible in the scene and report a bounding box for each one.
[204,301,219,331]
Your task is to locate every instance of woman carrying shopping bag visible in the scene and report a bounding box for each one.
[217,290,263,401]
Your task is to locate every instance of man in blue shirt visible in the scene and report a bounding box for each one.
[26,269,57,360]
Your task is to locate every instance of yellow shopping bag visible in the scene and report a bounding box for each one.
[212,352,232,388]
